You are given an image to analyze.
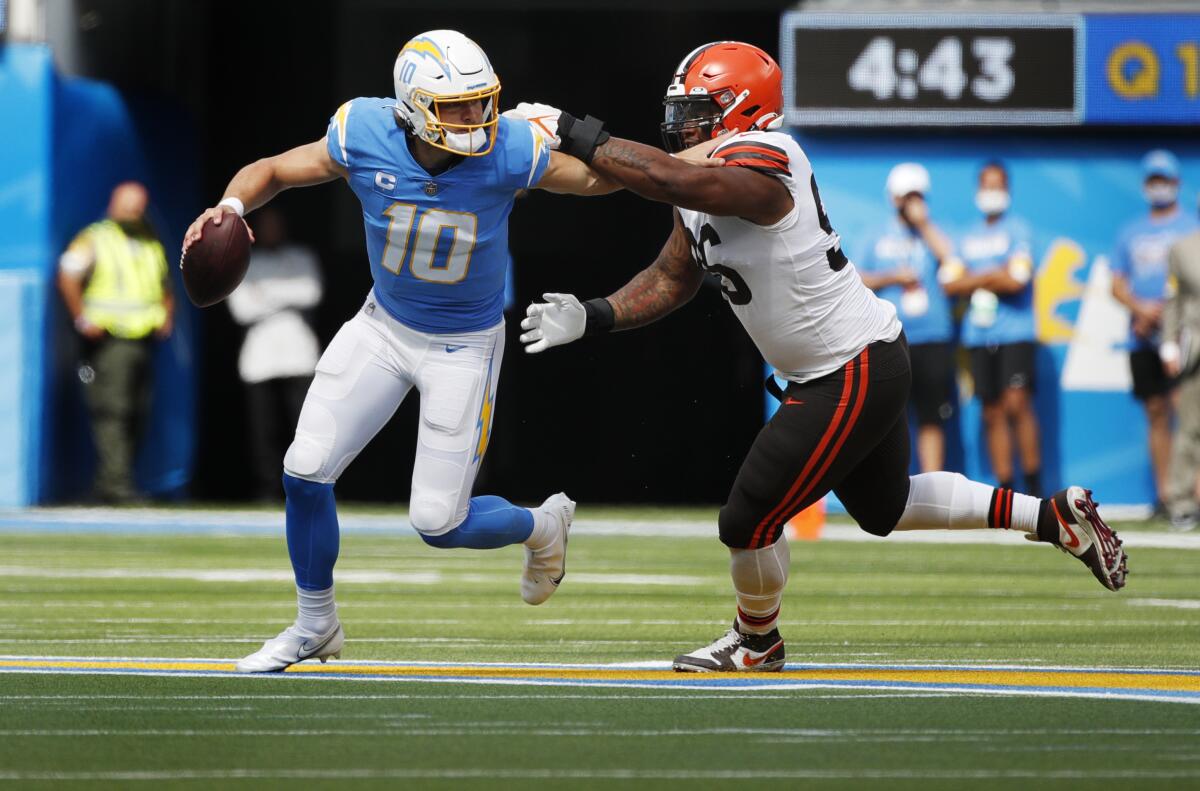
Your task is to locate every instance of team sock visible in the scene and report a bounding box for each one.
[295,584,337,634]
[895,472,1039,534]
[730,537,789,635]
[985,486,1041,534]
[283,473,340,591]
[419,496,535,550]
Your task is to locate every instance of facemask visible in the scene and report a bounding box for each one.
[975,189,1010,216]
[443,128,488,155]
[1144,183,1179,209]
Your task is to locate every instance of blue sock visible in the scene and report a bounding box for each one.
[283,473,340,591]
[420,495,534,549]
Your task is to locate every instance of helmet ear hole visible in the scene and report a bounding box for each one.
[739,104,761,118]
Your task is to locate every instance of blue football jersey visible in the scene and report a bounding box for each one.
[855,217,955,346]
[326,99,550,333]
[958,214,1036,348]
[1111,208,1199,349]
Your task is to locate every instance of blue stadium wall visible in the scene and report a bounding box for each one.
[0,44,198,506]
[769,132,1200,508]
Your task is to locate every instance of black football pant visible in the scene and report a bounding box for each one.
[720,333,913,549]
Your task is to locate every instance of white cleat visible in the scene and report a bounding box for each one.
[235,622,344,673]
[522,492,575,605]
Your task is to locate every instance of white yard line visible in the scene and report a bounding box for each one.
[0,768,1197,781]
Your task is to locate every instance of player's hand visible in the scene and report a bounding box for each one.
[503,102,562,149]
[672,134,728,167]
[182,206,255,255]
[520,292,586,353]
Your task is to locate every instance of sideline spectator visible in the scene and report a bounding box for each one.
[1111,150,1199,517]
[1162,203,1200,531]
[857,163,957,471]
[57,182,174,503]
[943,162,1042,496]
[227,207,323,501]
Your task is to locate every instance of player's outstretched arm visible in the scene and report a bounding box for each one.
[542,108,792,225]
[520,211,702,353]
[535,151,620,196]
[605,210,704,330]
[183,140,346,253]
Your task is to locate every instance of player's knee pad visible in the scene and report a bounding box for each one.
[283,401,337,482]
[729,538,790,598]
[409,494,459,538]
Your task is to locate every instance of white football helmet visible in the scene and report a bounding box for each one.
[393,30,501,157]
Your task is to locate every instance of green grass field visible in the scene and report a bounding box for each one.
[1,510,1198,789]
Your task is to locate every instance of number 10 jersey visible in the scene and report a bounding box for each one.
[678,131,901,384]
[326,99,549,334]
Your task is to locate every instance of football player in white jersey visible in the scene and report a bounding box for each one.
[512,42,1128,672]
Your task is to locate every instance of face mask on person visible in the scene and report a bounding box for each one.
[975,189,1010,216]
[1144,182,1179,209]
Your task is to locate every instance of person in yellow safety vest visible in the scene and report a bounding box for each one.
[58,181,175,503]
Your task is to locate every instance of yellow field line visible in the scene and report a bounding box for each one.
[1,659,1197,692]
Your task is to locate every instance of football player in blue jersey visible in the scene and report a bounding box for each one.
[183,30,624,672]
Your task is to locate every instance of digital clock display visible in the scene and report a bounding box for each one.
[781,14,1081,126]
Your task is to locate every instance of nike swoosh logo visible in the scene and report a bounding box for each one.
[298,632,334,657]
[444,344,468,353]
[741,640,784,667]
[1052,501,1081,549]
[784,398,804,406]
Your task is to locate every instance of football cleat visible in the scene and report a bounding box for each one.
[1028,486,1128,592]
[673,622,786,673]
[235,621,344,673]
[521,492,575,605]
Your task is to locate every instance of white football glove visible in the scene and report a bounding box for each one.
[501,102,562,149]
[520,293,586,354]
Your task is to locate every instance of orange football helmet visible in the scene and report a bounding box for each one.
[661,41,784,153]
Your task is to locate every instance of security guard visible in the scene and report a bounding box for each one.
[58,182,174,502]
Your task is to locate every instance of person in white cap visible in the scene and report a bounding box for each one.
[856,163,958,472]
[1111,149,1199,518]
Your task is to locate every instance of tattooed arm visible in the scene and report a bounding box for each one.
[587,137,793,226]
[519,210,702,353]
[606,209,705,330]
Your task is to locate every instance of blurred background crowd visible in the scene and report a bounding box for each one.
[1,0,1197,526]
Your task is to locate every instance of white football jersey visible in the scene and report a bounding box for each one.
[678,131,901,383]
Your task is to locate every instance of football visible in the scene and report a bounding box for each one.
[180,213,251,307]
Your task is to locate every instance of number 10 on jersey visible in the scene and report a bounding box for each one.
[380,202,478,283]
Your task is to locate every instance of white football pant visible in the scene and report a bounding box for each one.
[283,291,504,537]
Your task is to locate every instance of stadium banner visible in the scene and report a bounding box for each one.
[765,133,1200,508]
[780,12,1200,127]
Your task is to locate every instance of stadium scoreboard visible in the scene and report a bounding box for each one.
[781,13,1200,126]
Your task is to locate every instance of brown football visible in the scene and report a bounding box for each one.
[181,213,251,307]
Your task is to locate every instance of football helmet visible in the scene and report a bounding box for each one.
[661,41,784,153]
[393,30,501,157]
